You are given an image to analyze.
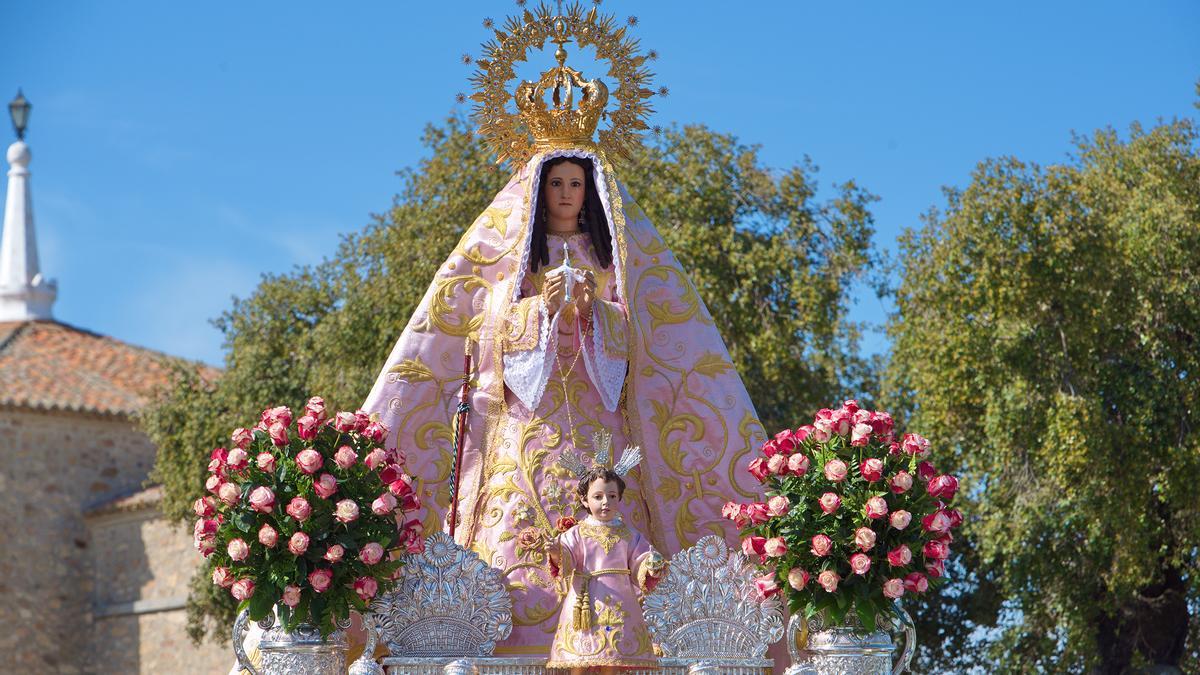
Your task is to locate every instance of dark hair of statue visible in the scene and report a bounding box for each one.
[576,467,626,500]
[530,156,614,273]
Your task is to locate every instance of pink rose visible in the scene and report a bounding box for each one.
[399,492,421,512]
[774,428,798,453]
[946,508,963,528]
[288,531,310,555]
[788,568,810,590]
[258,524,278,548]
[890,471,913,494]
[753,572,780,599]
[388,474,416,498]
[888,545,913,567]
[268,421,289,447]
[904,572,929,593]
[889,510,912,530]
[864,496,889,520]
[766,495,790,517]
[354,576,379,601]
[901,433,930,458]
[333,445,357,470]
[831,409,852,436]
[205,474,222,494]
[811,534,833,557]
[854,527,877,551]
[850,422,873,446]
[922,510,953,534]
[364,448,387,470]
[870,411,894,441]
[285,497,312,522]
[760,439,780,458]
[231,428,253,450]
[281,585,302,607]
[817,569,840,593]
[746,502,770,525]
[195,537,216,557]
[850,553,872,575]
[747,457,770,482]
[217,481,240,507]
[401,523,425,553]
[359,542,385,565]
[209,448,228,473]
[795,425,813,442]
[314,473,339,499]
[295,449,323,475]
[324,544,345,563]
[226,448,250,470]
[308,568,333,593]
[917,460,937,482]
[767,454,788,475]
[721,501,745,526]
[333,411,358,433]
[741,536,767,559]
[379,464,402,485]
[264,405,293,428]
[227,538,250,561]
[335,499,360,523]
[818,492,841,514]
[193,497,216,518]
[256,452,276,473]
[304,396,326,421]
[364,421,388,444]
[859,458,884,482]
[824,459,848,483]
[882,578,905,599]
[231,579,255,601]
[843,399,860,413]
[923,539,950,560]
[248,486,276,513]
[212,566,235,588]
[927,474,960,501]
[787,453,810,475]
[371,492,397,516]
[764,537,788,558]
[926,559,945,578]
[296,414,320,441]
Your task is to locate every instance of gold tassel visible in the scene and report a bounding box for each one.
[572,572,592,631]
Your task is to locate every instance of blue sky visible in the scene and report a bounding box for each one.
[2,1,1197,366]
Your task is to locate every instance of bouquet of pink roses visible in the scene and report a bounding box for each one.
[192,397,425,636]
[723,399,961,632]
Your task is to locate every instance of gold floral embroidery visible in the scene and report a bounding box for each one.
[577,520,630,553]
[501,296,541,351]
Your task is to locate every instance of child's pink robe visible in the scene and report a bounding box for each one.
[546,516,660,670]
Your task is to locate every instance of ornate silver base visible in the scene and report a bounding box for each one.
[378,656,772,674]
[233,608,351,675]
[783,607,915,675]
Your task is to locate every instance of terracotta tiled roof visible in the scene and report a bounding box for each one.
[0,320,215,417]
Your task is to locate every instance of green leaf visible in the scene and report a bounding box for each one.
[855,599,877,633]
[232,511,256,533]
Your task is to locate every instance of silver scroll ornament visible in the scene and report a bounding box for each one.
[643,534,784,672]
[371,531,513,658]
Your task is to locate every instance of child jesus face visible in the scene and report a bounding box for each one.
[583,477,622,522]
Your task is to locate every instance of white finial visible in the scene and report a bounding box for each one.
[0,137,57,321]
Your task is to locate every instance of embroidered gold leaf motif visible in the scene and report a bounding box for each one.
[578,522,629,553]
[387,358,435,382]
[693,352,733,378]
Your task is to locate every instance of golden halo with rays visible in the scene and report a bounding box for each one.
[467,1,658,167]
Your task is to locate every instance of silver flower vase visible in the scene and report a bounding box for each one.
[784,604,916,675]
[233,607,352,675]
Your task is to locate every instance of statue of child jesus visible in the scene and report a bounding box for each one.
[545,467,669,673]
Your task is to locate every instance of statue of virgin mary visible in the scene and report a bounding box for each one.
[362,5,767,656]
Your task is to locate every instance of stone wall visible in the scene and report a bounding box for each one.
[87,504,229,674]
[0,407,229,674]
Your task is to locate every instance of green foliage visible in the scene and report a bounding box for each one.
[887,117,1200,671]
[142,116,877,644]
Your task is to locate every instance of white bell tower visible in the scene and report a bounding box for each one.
[0,90,56,322]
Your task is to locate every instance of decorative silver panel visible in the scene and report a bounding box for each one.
[233,608,351,675]
[784,606,915,675]
[372,531,513,658]
[643,535,785,660]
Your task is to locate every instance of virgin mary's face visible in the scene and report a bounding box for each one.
[543,162,587,224]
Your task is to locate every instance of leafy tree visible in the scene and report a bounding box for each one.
[141,116,879,643]
[887,116,1200,672]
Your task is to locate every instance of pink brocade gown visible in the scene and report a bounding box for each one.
[545,517,658,670]
[463,232,654,656]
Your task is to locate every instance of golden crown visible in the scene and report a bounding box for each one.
[465,2,660,166]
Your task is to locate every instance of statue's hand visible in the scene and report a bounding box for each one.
[574,271,597,316]
[544,270,566,314]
